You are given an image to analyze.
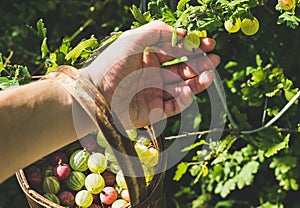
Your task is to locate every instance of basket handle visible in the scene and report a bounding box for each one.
[45,65,150,206]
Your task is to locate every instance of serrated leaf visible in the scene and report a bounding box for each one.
[65,37,98,61]
[130,5,148,24]
[173,162,188,181]
[264,134,290,158]
[36,19,47,38]
[284,88,298,101]
[220,178,236,198]
[177,0,190,11]
[236,161,259,189]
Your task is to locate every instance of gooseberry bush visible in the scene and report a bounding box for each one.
[1,0,300,207]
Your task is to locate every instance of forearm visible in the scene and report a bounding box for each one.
[0,79,95,182]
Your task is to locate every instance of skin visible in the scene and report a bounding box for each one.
[0,21,220,183]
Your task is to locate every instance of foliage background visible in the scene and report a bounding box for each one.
[0,0,300,208]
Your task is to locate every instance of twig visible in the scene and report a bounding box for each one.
[261,97,268,125]
[69,18,93,42]
[165,127,300,140]
[241,90,300,134]
[165,128,230,140]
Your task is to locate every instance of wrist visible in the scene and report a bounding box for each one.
[45,66,99,137]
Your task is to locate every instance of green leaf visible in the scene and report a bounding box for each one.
[177,0,190,11]
[130,5,148,25]
[173,162,188,181]
[65,37,98,61]
[236,161,259,189]
[264,134,290,158]
[220,178,236,198]
[284,88,298,101]
[41,37,49,58]
[216,134,237,154]
[0,78,19,89]
[181,140,205,152]
[36,19,47,38]
[0,53,4,73]
[255,54,263,67]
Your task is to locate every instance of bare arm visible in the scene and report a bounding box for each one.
[0,79,95,183]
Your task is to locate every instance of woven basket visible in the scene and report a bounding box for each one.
[14,63,168,208]
[16,125,166,208]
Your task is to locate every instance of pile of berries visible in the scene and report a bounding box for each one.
[24,129,159,208]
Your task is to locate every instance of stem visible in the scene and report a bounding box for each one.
[261,97,268,125]
[165,128,230,140]
[4,51,13,67]
[241,90,300,134]
[69,18,93,42]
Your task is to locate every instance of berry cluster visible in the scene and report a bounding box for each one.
[24,129,159,208]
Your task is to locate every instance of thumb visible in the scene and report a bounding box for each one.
[125,20,186,47]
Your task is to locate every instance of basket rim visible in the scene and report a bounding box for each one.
[15,169,65,208]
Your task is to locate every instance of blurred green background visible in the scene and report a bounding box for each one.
[1,0,300,208]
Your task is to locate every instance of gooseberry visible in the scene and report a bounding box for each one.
[278,0,296,10]
[54,160,71,180]
[183,33,200,51]
[75,190,93,208]
[58,191,75,207]
[241,17,259,36]
[85,173,105,194]
[100,186,118,205]
[224,17,241,33]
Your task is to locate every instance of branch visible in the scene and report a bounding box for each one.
[241,90,300,134]
[165,128,230,140]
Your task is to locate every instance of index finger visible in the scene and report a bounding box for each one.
[125,20,186,47]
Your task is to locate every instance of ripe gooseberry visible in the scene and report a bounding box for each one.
[278,0,296,10]
[54,160,71,180]
[183,33,200,51]
[58,191,75,207]
[85,173,105,194]
[75,190,93,208]
[100,186,118,205]
[224,17,241,33]
[121,189,130,202]
[111,199,128,208]
[241,17,259,36]
[88,152,107,173]
[116,170,127,189]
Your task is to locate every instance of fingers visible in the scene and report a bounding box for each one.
[147,37,217,64]
[163,71,214,100]
[163,70,214,118]
[163,85,194,118]
[161,54,220,84]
